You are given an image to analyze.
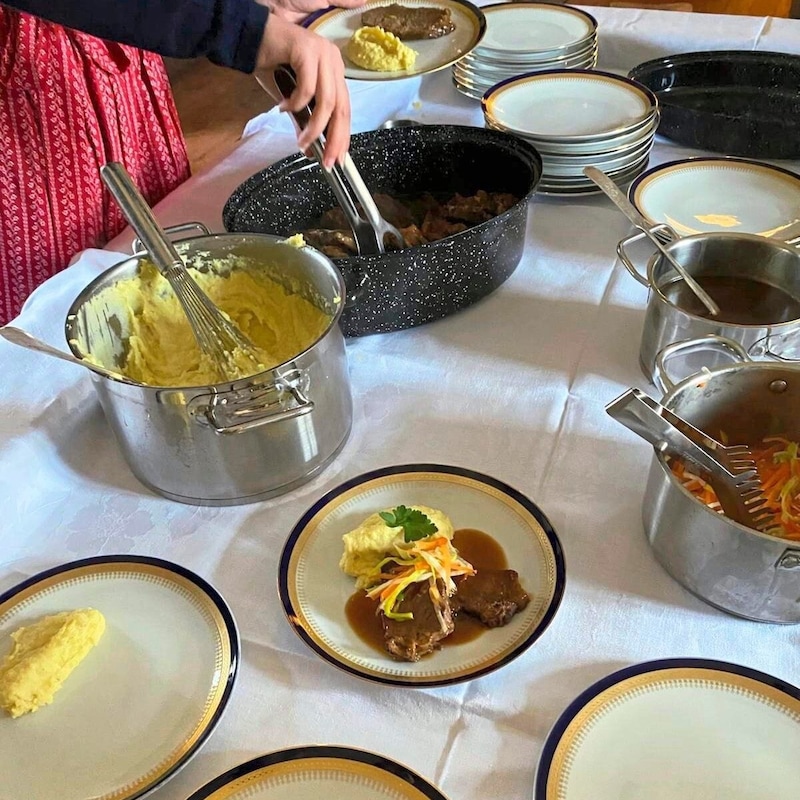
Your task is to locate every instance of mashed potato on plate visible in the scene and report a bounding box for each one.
[339,505,453,588]
[345,26,418,72]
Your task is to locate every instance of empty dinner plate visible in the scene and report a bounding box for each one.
[478,1,595,55]
[451,3,598,101]
[278,464,565,687]
[629,157,800,237]
[535,658,800,800]
[483,70,655,140]
[0,556,239,800]
[305,0,486,81]
[186,746,449,800]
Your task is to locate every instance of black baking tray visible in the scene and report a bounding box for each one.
[628,50,800,159]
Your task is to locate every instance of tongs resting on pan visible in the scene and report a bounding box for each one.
[606,388,772,531]
[256,65,403,256]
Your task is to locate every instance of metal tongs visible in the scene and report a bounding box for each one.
[256,65,403,255]
[606,388,771,531]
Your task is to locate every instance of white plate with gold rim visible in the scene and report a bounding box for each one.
[629,157,800,238]
[304,0,486,81]
[534,658,800,800]
[477,2,596,56]
[278,464,565,687]
[186,746,448,800]
[483,70,657,141]
[0,556,238,800]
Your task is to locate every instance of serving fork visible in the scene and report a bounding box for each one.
[606,388,772,532]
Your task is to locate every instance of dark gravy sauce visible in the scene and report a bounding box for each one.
[345,529,507,654]
[663,275,800,325]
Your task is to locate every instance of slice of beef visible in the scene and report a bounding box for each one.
[453,570,530,628]
[302,228,358,255]
[439,191,519,225]
[361,3,456,40]
[382,580,454,661]
[320,193,416,230]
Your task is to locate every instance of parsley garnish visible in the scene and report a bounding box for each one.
[379,505,438,542]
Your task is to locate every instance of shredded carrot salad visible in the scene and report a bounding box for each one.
[364,536,475,626]
[670,436,800,540]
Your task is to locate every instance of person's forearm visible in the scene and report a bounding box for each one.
[2,0,268,72]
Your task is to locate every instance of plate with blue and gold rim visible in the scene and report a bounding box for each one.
[304,0,486,81]
[629,157,800,238]
[535,658,800,800]
[0,555,239,800]
[278,464,565,687]
[186,746,449,800]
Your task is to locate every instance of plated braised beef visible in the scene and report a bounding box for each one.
[361,3,456,39]
[302,190,519,258]
[340,508,530,663]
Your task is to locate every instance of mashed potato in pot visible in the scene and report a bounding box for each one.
[345,26,418,72]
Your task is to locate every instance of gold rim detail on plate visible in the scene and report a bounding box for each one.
[0,558,237,800]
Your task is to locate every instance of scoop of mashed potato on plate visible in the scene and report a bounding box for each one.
[339,505,453,588]
[346,26,418,72]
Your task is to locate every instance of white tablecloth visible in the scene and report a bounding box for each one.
[2,6,800,800]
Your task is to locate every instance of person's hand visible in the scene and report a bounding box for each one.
[259,0,366,26]
[256,15,350,168]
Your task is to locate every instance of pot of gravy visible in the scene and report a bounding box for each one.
[617,229,800,382]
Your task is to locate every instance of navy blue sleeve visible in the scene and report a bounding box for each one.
[1,0,269,73]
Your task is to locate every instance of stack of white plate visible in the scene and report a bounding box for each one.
[453,2,598,101]
[482,69,660,196]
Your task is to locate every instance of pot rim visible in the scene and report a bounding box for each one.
[223,124,543,265]
[656,358,800,545]
[646,231,800,328]
[64,232,347,392]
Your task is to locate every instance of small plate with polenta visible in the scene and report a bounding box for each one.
[304,0,486,81]
[278,463,565,687]
[0,555,239,800]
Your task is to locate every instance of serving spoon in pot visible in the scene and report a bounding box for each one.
[0,326,129,382]
[584,166,721,317]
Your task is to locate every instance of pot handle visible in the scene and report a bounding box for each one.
[616,223,677,288]
[777,549,800,570]
[190,367,314,435]
[131,222,211,255]
[654,335,751,394]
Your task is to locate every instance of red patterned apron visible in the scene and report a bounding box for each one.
[0,8,190,324]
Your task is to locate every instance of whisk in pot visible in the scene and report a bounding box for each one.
[101,163,263,382]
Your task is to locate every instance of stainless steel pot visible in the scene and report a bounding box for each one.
[618,230,800,382]
[65,224,352,506]
[642,335,800,623]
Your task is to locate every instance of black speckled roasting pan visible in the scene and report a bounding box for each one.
[629,50,800,160]
[222,124,542,338]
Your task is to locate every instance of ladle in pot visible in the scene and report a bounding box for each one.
[0,325,128,381]
[584,166,721,317]
[606,387,772,531]
[255,66,404,256]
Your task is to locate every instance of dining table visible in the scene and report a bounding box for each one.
[1,4,800,799]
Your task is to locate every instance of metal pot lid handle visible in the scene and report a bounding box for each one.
[776,549,800,570]
[654,335,751,395]
[130,222,212,256]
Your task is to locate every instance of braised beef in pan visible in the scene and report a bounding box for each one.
[301,190,519,258]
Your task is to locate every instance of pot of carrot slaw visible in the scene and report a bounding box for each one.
[643,335,800,623]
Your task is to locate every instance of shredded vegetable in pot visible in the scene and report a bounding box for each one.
[671,436,800,540]
[364,536,475,628]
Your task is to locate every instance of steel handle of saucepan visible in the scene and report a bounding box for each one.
[616,223,681,288]
[189,368,314,435]
[653,335,751,394]
[606,387,738,478]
